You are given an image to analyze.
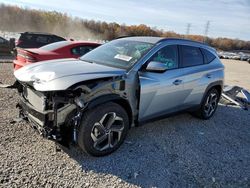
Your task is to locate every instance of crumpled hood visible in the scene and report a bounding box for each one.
[14,58,126,91]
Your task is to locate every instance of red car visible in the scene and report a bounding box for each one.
[13,41,100,70]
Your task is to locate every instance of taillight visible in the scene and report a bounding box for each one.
[25,55,37,63]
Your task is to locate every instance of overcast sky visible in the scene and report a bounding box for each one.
[1,0,250,40]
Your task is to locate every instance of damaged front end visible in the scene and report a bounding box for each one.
[12,74,135,147]
[15,81,79,145]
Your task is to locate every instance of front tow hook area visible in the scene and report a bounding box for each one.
[10,103,28,124]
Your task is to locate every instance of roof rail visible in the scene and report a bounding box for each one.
[115,35,132,39]
[158,37,209,46]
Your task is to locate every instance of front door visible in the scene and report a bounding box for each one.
[138,45,186,121]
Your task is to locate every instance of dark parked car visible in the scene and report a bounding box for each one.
[0,36,12,55]
[16,32,66,48]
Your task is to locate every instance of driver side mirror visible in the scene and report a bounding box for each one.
[146,61,167,73]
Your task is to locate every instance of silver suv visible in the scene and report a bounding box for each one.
[14,37,224,156]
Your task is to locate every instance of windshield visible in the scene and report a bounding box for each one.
[80,40,154,69]
[40,41,71,51]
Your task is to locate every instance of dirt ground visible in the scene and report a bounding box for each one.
[0,59,249,188]
[222,59,250,90]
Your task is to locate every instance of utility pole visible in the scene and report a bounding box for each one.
[204,21,210,43]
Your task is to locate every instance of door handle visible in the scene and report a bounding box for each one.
[206,74,212,78]
[173,79,182,85]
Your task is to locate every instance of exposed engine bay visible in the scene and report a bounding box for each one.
[11,76,136,146]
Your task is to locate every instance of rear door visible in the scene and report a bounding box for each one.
[178,45,213,109]
[138,45,187,121]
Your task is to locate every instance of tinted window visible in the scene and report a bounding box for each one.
[20,34,33,40]
[52,36,66,42]
[201,48,216,63]
[36,36,50,43]
[40,41,71,51]
[180,45,203,67]
[150,45,178,70]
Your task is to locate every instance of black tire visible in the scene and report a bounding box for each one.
[78,102,129,156]
[192,88,220,120]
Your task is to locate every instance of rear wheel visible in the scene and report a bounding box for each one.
[78,102,129,156]
[193,88,220,119]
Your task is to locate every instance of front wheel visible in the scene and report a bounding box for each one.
[193,88,220,120]
[78,102,129,156]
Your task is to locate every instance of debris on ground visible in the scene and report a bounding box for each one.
[221,85,250,110]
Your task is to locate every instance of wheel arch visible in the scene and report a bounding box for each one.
[86,94,133,127]
[202,81,223,104]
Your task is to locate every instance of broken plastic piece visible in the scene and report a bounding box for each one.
[221,85,250,110]
[10,117,25,124]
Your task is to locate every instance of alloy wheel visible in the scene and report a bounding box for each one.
[91,112,124,151]
[204,92,218,117]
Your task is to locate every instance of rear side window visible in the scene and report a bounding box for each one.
[36,36,50,44]
[180,45,203,67]
[201,48,216,63]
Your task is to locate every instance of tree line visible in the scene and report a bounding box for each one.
[0,4,249,51]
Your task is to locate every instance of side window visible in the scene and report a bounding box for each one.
[180,45,203,67]
[71,46,96,56]
[201,48,216,63]
[23,34,33,41]
[150,45,178,70]
[36,36,49,44]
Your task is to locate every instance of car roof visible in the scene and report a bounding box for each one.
[71,41,101,45]
[117,36,213,50]
[117,36,163,44]
[20,32,63,37]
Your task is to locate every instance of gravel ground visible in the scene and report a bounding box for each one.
[0,60,250,188]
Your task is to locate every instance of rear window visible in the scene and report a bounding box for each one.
[20,34,34,41]
[71,46,97,56]
[52,36,66,42]
[40,41,71,51]
[201,48,216,63]
[180,45,204,67]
